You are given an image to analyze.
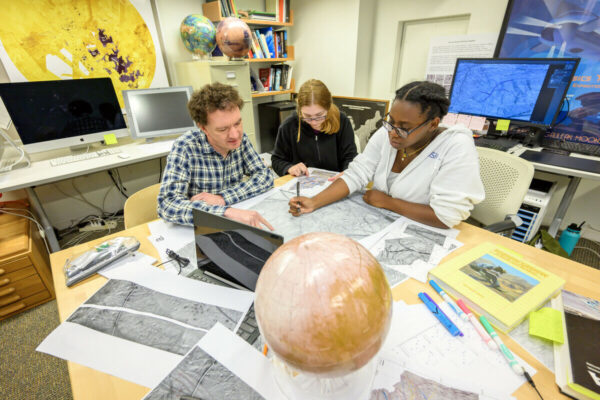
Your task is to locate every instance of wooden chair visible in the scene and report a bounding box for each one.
[123,183,161,229]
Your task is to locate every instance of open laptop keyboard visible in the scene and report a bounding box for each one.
[186,267,261,346]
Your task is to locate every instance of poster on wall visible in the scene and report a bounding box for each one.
[495,0,600,148]
[425,33,497,94]
[332,96,389,152]
[0,0,169,106]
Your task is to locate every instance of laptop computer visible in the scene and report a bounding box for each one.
[192,209,284,346]
[192,208,284,291]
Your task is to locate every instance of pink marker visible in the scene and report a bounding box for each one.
[456,299,497,350]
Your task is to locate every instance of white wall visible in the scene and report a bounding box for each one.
[289,0,361,96]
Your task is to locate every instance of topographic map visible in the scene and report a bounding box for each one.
[250,190,397,242]
[450,63,549,121]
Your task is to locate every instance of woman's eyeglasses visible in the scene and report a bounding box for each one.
[301,114,327,122]
[380,115,430,138]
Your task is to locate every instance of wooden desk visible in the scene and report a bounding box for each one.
[50,221,600,400]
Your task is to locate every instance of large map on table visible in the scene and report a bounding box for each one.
[250,190,397,242]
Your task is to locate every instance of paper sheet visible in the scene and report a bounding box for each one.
[147,219,197,270]
[38,265,254,387]
[382,302,535,399]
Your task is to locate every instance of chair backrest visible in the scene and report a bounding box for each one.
[471,147,534,226]
[123,183,161,229]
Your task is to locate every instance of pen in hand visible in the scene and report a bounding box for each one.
[296,181,301,213]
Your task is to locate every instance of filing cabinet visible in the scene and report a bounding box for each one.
[0,211,55,320]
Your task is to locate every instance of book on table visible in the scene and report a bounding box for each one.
[553,290,600,400]
[428,242,565,332]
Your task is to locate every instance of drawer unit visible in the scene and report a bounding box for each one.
[0,209,55,321]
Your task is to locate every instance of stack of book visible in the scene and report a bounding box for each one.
[211,0,239,18]
[256,64,293,92]
[428,242,565,333]
[248,27,288,59]
[265,0,291,23]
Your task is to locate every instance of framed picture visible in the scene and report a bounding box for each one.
[332,96,390,152]
[495,0,600,149]
[0,0,169,106]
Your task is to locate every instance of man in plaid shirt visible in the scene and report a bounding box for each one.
[158,83,274,228]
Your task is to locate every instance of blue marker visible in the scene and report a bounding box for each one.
[429,280,468,321]
[418,292,463,337]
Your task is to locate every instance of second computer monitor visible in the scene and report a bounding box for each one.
[123,86,196,139]
[448,58,579,127]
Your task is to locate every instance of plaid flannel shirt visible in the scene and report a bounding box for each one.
[157,130,274,225]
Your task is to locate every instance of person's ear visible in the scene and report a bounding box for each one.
[197,122,206,132]
[431,117,441,129]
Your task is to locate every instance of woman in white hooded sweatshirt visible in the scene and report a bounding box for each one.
[288,81,485,228]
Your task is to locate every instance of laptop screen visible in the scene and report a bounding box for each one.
[192,209,284,291]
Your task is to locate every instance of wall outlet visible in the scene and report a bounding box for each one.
[79,220,118,232]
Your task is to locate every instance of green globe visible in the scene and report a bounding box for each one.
[180,14,216,57]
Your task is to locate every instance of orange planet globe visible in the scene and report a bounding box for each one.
[255,232,392,377]
[215,17,252,58]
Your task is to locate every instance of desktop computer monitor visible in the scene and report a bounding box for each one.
[0,78,128,153]
[122,86,196,140]
[448,58,579,127]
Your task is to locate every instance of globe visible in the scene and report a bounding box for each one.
[180,14,216,58]
[255,232,393,378]
[215,17,252,58]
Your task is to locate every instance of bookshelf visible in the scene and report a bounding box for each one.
[201,1,295,98]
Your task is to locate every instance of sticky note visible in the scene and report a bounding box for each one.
[103,133,118,145]
[442,112,458,126]
[469,116,486,132]
[496,119,510,131]
[529,307,564,343]
[456,114,472,126]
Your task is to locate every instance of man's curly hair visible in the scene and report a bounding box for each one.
[187,82,244,125]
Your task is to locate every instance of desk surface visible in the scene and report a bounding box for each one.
[0,138,174,192]
[510,145,600,181]
[48,217,600,400]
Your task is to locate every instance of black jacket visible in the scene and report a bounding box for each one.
[271,112,358,176]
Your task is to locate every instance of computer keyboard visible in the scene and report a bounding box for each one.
[49,148,122,166]
[236,304,260,345]
[474,136,521,152]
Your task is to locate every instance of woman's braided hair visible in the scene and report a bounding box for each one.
[394,81,450,120]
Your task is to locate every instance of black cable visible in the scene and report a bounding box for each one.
[158,158,163,183]
[115,168,128,193]
[107,170,129,199]
[524,371,544,400]
[155,248,189,275]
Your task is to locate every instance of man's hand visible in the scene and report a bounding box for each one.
[363,189,391,209]
[191,192,225,206]
[224,208,274,231]
[287,162,309,177]
[288,196,317,216]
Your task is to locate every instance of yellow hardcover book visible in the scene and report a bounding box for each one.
[429,242,565,332]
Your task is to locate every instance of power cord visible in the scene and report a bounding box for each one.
[524,371,544,400]
[0,208,51,255]
[155,248,189,275]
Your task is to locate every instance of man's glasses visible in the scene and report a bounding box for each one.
[301,113,327,122]
[381,115,430,138]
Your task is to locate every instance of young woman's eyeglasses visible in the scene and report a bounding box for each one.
[302,113,327,122]
[381,115,430,138]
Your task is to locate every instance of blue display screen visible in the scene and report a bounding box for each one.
[448,58,578,126]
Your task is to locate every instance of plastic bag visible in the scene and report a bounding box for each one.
[63,236,140,287]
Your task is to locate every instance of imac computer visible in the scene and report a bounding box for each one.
[448,58,579,129]
[122,86,196,140]
[0,78,128,153]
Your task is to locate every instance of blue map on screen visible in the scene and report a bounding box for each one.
[449,63,549,121]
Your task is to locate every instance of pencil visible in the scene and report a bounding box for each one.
[296,181,301,213]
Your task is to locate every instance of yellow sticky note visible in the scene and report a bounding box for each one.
[103,133,118,145]
[496,119,510,131]
[529,307,564,343]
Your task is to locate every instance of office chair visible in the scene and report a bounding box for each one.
[471,147,534,234]
[123,183,161,229]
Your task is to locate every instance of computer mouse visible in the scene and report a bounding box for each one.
[118,153,131,159]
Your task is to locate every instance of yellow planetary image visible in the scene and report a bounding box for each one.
[0,0,157,106]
